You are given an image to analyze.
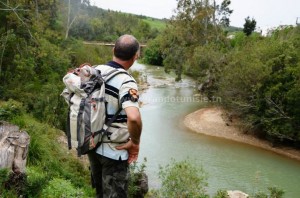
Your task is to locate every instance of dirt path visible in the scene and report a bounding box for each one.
[184,107,300,162]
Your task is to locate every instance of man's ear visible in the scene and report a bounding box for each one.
[130,53,137,62]
[134,52,139,60]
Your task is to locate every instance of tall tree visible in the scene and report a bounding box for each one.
[160,0,232,81]
[243,16,256,36]
[216,0,233,27]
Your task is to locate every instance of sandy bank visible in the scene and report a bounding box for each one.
[184,107,300,162]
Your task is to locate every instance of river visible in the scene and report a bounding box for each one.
[131,62,300,197]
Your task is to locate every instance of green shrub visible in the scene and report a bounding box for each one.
[268,187,285,198]
[25,166,49,197]
[217,26,300,144]
[0,168,10,187]
[142,37,163,66]
[41,178,83,198]
[0,169,27,197]
[1,114,94,197]
[253,186,285,198]
[157,159,208,198]
[254,192,268,198]
[0,189,18,198]
[213,189,228,198]
[25,123,51,166]
[128,158,148,198]
[0,99,24,121]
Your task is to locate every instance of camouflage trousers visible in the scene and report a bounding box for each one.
[88,151,129,198]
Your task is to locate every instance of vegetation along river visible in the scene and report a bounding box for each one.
[132,62,300,197]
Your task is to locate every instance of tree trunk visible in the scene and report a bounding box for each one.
[213,0,220,41]
[0,121,30,173]
[204,0,209,44]
[35,0,39,19]
[65,0,71,39]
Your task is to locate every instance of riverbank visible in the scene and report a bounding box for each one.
[184,107,300,162]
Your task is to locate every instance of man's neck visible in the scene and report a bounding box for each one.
[112,57,133,70]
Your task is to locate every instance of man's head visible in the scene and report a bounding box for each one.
[113,35,140,62]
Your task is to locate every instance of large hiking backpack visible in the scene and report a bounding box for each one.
[61,63,127,156]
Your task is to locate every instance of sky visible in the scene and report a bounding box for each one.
[91,0,300,29]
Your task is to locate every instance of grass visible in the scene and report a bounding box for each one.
[0,100,94,197]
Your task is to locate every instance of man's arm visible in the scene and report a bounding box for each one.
[116,106,142,163]
[125,106,142,144]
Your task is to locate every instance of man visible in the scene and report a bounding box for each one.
[87,34,142,198]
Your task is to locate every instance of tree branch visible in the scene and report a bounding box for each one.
[0,8,29,11]
[265,97,291,119]
[0,2,36,41]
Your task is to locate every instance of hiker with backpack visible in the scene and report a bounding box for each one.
[61,34,142,197]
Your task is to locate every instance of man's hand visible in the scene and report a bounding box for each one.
[118,106,142,164]
[116,140,139,164]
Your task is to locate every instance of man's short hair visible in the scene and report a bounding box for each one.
[114,35,140,61]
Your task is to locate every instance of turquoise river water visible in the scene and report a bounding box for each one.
[132,62,300,197]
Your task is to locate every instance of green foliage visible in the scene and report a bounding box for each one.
[0,189,18,198]
[156,159,208,198]
[0,168,10,187]
[41,178,83,198]
[142,36,164,66]
[0,2,159,196]
[187,44,224,78]
[65,39,112,66]
[230,31,247,47]
[128,158,148,198]
[225,26,243,33]
[25,166,48,197]
[254,186,285,198]
[1,169,27,197]
[145,0,300,147]
[268,187,285,198]
[0,99,24,121]
[217,0,233,27]
[3,114,94,197]
[213,189,228,198]
[256,50,300,142]
[0,0,157,131]
[216,26,300,144]
[243,16,257,36]
[218,40,269,116]
[2,172,27,197]
[0,32,71,129]
[68,5,159,42]
[142,18,166,31]
[147,0,232,81]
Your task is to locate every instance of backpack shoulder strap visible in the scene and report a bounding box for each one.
[99,68,128,130]
[102,69,129,83]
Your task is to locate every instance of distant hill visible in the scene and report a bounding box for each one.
[225,26,243,33]
[68,4,166,42]
[133,14,167,30]
[142,18,166,31]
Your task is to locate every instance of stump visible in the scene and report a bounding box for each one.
[0,121,30,173]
